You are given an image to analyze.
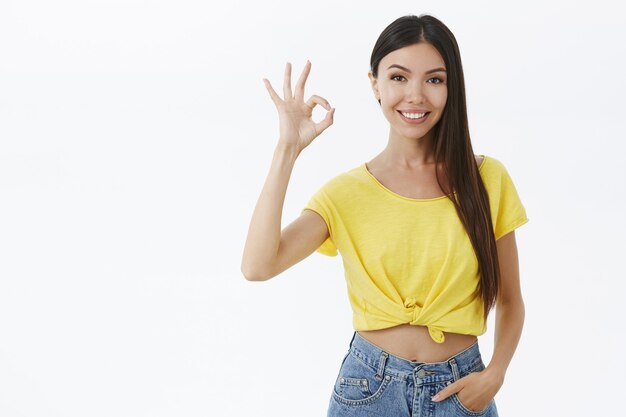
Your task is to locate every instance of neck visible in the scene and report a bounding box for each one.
[379,127,437,169]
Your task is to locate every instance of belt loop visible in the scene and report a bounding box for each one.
[448,357,460,382]
[375,351,389,381]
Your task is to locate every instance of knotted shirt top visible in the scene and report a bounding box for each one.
[300,155,529,343]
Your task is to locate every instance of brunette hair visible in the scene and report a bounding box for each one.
[370,14,500,320]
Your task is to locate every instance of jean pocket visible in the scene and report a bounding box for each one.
[332,351,392,406]
[451,360,494,415]
[451,392,494,416]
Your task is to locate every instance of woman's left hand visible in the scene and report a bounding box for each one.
[431,368,504,412]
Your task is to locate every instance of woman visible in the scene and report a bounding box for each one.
[242,14,528,417]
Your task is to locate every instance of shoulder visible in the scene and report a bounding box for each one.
[479,154,509,175]
[308,166,358,198]
[479,155,524,195]
[325,163,367,187]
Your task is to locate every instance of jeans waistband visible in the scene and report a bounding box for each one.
[347,331,484,384]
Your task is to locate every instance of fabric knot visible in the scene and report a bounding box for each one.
[403,297,446,344]
[403,297,422,324]
[404,297,418,308]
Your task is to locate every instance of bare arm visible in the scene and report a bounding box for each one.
[486,230,525,380]
[240,61,335,280]
[240,144,299,280]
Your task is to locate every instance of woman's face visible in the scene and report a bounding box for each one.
[368,42,448,140]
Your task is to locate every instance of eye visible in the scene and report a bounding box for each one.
[428,77,445,84]
[391,74,406,81]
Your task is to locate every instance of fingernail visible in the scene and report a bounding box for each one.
[432,394,440,402]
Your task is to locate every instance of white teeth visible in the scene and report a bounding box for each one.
[401,111,427,119]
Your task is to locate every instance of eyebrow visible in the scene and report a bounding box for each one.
[387,64,447,74]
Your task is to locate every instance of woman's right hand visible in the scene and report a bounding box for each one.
[263,60,335,154]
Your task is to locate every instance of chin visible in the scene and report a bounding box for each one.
[392,128,428,141]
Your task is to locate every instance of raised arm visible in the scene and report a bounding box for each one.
[241,61,335,280]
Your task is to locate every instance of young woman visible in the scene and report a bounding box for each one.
[242,14,528,417]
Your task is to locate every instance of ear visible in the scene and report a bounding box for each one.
[368,71,380,101]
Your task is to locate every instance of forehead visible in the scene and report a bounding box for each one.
[379,42,445,72]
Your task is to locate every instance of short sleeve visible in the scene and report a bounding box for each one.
[492,159,529,240]
[300,187,338,257]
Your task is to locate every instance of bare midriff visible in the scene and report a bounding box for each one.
[357,323,478,363]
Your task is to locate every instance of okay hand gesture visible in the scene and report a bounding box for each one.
[263,60,335,153]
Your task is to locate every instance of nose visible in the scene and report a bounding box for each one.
[406,82,426,103]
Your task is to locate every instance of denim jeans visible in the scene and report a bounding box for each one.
[327,331,499,417]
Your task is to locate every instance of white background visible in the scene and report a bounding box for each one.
[1,0,624,416]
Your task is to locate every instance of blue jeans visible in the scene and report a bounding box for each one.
[327,331,499,417]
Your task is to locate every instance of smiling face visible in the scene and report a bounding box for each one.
[368,42,448,142]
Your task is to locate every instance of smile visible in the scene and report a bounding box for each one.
[398,110,430,124]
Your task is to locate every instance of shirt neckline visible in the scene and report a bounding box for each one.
[361,155,488,202]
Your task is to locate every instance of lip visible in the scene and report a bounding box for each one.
[397,110,430,124]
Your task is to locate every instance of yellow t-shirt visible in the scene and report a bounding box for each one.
[300,155,529,343]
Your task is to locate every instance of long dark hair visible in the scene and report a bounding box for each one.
[370,14,500,320]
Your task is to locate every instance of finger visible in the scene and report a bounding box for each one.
[294,60,311,101]
[432,381,459,402]
[305,95,332,111]
[314,107,335,135]
[263,78,282,106]
[283,62,293,99]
